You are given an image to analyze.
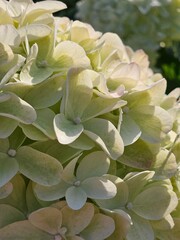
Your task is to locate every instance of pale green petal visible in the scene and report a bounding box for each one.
[105,209,132,240]
[29,207,62,235]
[82,177,116,199]
[151,214,175,231]
[0,116,18,138]
[32,140,82,165]
[20,123,48,141]
[65,186,87,210]
[132,187,178,220]
[0,55,25,88]
[16,146,63,186]
[0,182,13,199]
[53,41,90,69]
[120,114,141,146]
[61,203,94,235]
[26,181,42,214]
[80,213,115,240]
[151,149,178,180]
[67,236,85,240]
[34,181,68,201]
[54,113,84,144]
[0,153,19,188]
[84,118,124,160]
[82,97,126,122]
[0,175,27,213]
[32,108,56,139]
[0,204,25,228]
[64,68,93,120]
[24,73,64,109]
[108,62,140,90]
[0,93,37,124]
[0,220,53,240]
[125,171,155,201]
[69,133,95,150]
[130,105,173,143]
[61,156,81,183]
[20,59,53,85]
[95,176,128,210]
[76,151,110,181]
[24,1,67,24]
[126,213,154,240]
[18,24,52,42]
[117,139,154,169]
[0,24,21,46]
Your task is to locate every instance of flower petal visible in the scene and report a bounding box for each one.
[65,186,87,210]
[54,113,84,144]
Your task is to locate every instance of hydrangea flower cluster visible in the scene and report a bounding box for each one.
[0,0,179,239]
[76,0,180,65]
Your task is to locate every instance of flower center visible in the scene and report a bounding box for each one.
[73,180,81,187]
[7,149,17,157]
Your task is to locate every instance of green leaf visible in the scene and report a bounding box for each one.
[76,151,110,181]
[0,220,53,240]
[29,207,62,235]
[84,118,124,160]
[16,146,63,186]
[54,113,84,144]
[80,213,115,240]
[0,204,25,228]
[65,186,87,210]
[61,203,94,235]
[0,153,19,187]
[0,93,37,124]
[132,187,178,220]
[117,139,154,169]
[82,177,116,199]
[120,114,141,146]
[126,213,154,240]
[0,182,13,199]
[0,116,18,138]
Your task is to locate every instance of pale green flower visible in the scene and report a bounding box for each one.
[34,151,117,210]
